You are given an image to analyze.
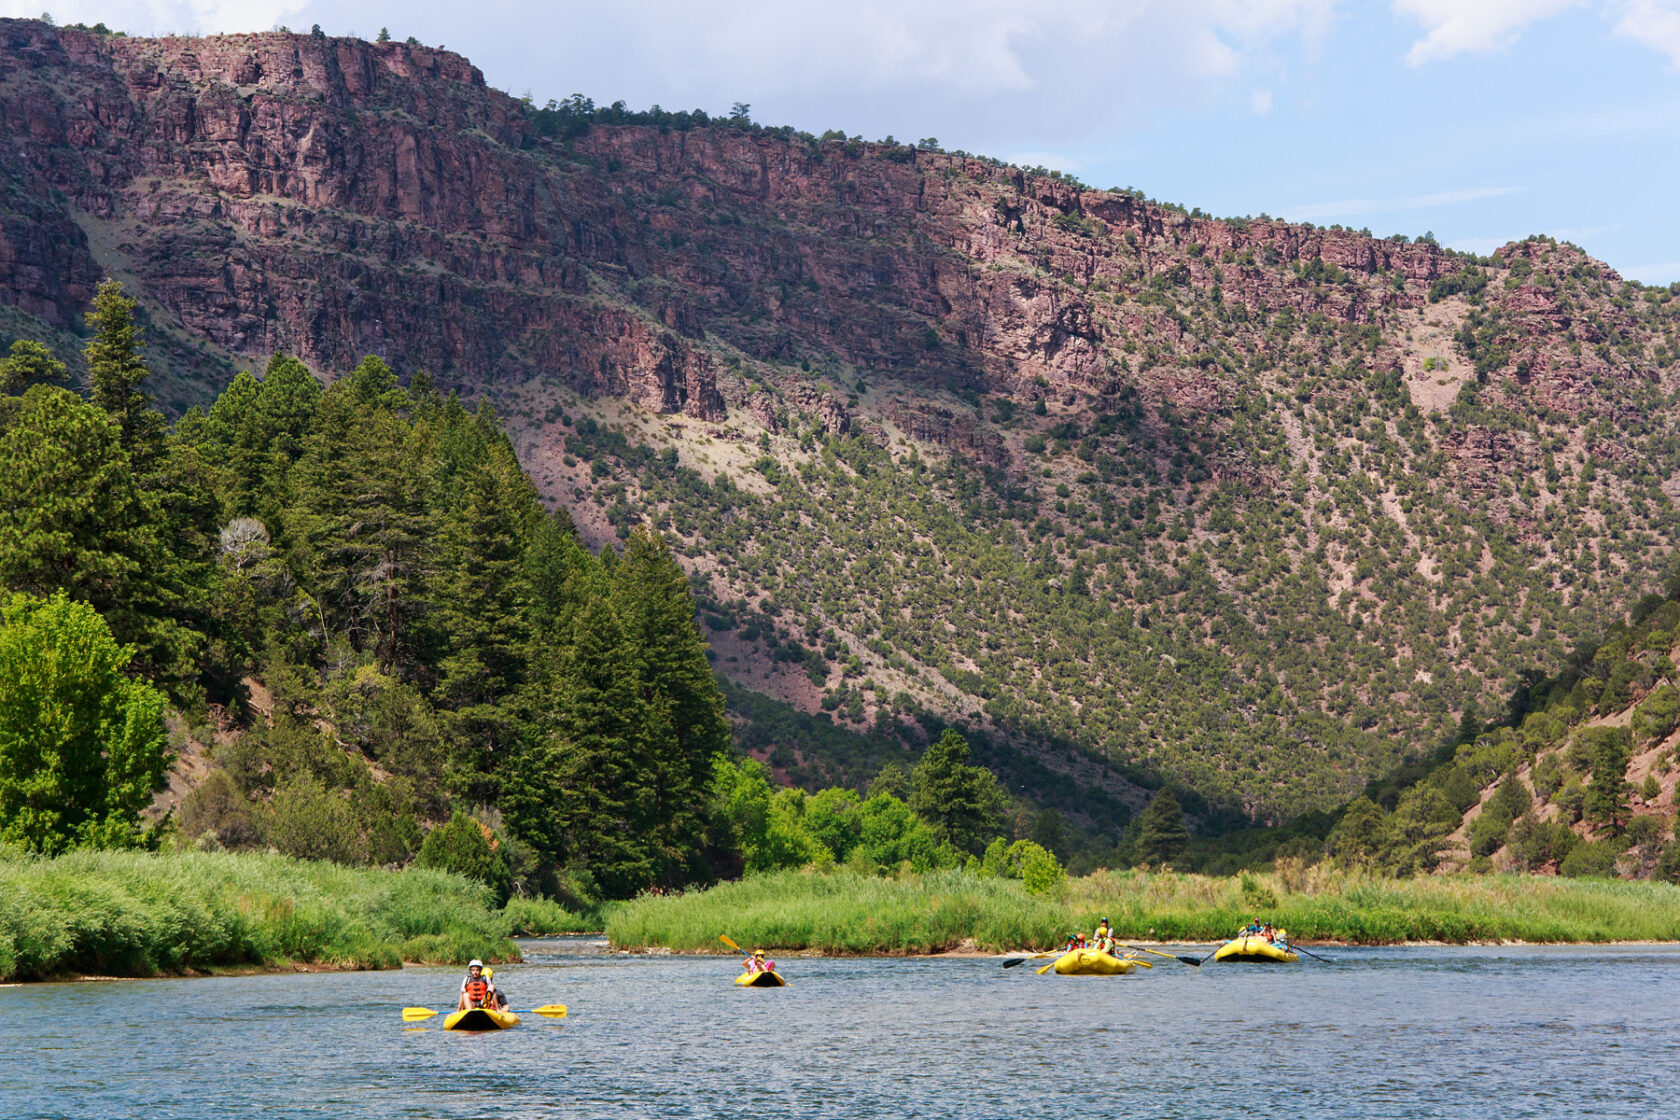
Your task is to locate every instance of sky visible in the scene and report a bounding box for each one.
[7,1,1679,283]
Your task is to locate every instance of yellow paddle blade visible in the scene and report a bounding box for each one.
[1036,961,1057,975]
[401,1007,440,1021]
[1134,960,1154,969]
[719,934,743,954]
[527,1004,568,1018]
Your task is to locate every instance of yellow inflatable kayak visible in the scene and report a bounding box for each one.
[1213,936,1298,964]
[444,1008,521,1030]
[1052,949,1140,975]
[734,969,786,987]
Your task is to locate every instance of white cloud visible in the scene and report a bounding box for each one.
[1393,0,1583,64]
[1287,185,1519,220]
[469,0,1338,151]
[2,1,310,33]
[1612,0,1680,64]
[1251,88,1275,113]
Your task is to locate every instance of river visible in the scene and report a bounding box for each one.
[5,939,1677,1118]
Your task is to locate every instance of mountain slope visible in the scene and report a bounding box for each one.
[3,20,1679,823]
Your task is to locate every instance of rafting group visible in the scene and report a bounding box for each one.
[1005,917,1314,974]
[402,918,1316,1029]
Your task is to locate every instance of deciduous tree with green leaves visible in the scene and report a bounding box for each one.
[0,592,171,853]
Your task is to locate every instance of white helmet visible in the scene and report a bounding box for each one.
[468,959,484,969]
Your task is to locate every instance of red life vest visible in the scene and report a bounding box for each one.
[465,978,489,1007]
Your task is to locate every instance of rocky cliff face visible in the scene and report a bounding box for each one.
[3,20,1678,818]
[0,20,1661,429]
[0,20,725,417]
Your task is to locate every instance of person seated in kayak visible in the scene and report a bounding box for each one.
[457,959,492,1011]
[744,948,775,973]
[484,967,509,1010]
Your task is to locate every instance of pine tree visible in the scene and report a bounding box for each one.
[908,728,1008,855]
[434,441,538,798]
[0,339,67,394]
[508,594,661,898]
[1584,728,1632,835]
[83,279,163,466]
[611,527,731,878]
[288,370,433,668]
[1133,788,1190,867]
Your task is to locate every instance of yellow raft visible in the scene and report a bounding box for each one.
[444,1008,521,1030]
[1213,936,1298,964]
[1051,948,1141,976]
[734,969,786,987]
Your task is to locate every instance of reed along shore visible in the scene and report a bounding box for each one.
[606,867,1680,954]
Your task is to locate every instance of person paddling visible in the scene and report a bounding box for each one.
[1092,918,1113,954]
[744,948,776,974]
[457,959,492,1011]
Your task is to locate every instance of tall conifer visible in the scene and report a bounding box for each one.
[83,279,162,465]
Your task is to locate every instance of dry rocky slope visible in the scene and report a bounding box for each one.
[4,21,1680,823]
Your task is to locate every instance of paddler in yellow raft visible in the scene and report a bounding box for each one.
[1212,919,1299,964]
[1045,918,1152,975]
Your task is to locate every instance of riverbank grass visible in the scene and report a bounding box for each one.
[606,867,1680,953]
[0,849,571,982]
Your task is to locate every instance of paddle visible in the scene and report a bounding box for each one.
[1286,942,1332,964]
[401,1004,568,1022]
[1118,944,1204,967]
[1001,951,1058,969]
[719,934,751,959]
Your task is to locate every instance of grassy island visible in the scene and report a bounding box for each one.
[0,849,587,982]
[606,868,1680,953]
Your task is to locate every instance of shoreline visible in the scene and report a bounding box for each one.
[606,936,1680,958]
[14,936,1680,985]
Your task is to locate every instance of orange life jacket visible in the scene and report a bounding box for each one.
[465,978,489,1007]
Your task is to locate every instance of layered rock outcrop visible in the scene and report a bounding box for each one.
[5,19,1660,438]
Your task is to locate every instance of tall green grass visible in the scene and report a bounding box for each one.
[606,867,1680,953]
[0,848,522,981]
[502,895,605,936]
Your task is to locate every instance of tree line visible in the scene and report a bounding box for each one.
[0,281,1045,901]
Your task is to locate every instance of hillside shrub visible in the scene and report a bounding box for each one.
[417,811,512,903]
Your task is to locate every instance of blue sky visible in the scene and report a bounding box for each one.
[10,1,1679,283]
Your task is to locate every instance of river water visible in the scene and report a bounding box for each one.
[4,939,1677,1118]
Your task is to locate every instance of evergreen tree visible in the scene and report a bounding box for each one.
[83,279,163,465]
[434,441,538,798]
[288,367,433,669]
[416,809,512,902]
[611,527,732,876]
[202,354,322,523]
[1133,788,1190,867]
[1584,728,1633,835]
[0,339,67,394]
[507,594,661,898]
[0,386,199,682]
[908,729,1008,855]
